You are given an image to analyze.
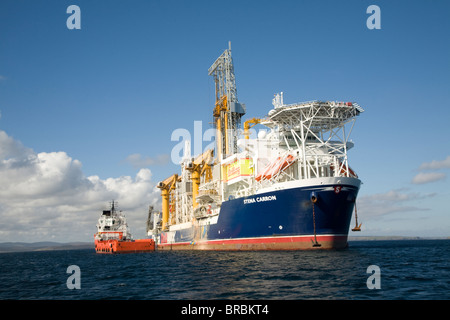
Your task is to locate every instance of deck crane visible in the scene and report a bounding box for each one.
[186,149,214,209]
[243,117,261,139]
[157,174,178,231]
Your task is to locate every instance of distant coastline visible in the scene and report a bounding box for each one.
[1,237,448,253]
[0,241,93,253]
[348,236,450,241]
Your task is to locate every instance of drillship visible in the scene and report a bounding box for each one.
[147,43,364,250]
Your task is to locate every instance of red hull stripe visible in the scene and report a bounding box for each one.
[158,234,347,247]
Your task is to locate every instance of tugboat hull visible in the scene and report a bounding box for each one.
[95,239,155,254]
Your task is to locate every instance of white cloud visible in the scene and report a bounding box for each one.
[418,156,450,170]
[0,130,34,160]
[410,155,449,185]
[0,130,160,243]
[412,172,446,184]
[357,189,435,219]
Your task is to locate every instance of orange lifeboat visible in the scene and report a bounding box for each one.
[256,154,295,182]
[330,162,358,178]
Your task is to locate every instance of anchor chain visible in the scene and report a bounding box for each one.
[311,193,321,247]
[352,202,362,232]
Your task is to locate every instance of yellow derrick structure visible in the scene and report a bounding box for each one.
[213,95,229,160]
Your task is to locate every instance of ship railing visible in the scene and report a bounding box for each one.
[255,151,297,185]
[238,186,255,198]
[255,153,354,188]
[198,180,222,203]
[297,154,356,179]
[275,100,319,110]
[270,100,361,118]
[199,180,220,192]
[198,189,218,196]
[352,102,365,113]
[96,231,123,241]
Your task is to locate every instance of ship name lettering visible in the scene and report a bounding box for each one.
[243,195,276,204]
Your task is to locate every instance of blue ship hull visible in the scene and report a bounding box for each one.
[158,178,360,250]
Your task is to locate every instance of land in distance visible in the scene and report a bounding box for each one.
[0,241,93,253]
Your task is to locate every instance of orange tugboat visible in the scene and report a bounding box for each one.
[94,201,155,254]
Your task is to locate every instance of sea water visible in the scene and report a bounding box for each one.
[0,240,448,300]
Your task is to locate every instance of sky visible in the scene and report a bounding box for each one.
[0,0,449,242]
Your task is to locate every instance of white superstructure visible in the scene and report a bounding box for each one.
[95,201,132,241]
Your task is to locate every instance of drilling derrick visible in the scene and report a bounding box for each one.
[208,42,246,160]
